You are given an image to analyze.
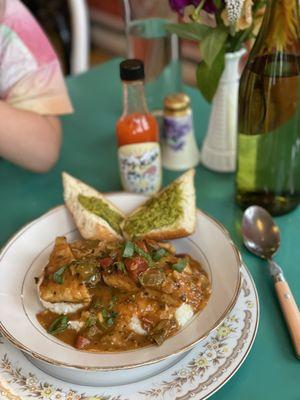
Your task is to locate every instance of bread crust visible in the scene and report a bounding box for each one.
[67,206,121,242]
[63,172,124,241]
[136,227,195,241]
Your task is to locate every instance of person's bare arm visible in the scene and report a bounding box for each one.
[0,100,62,173]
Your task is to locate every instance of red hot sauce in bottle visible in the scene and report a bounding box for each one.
[116,59,161,195]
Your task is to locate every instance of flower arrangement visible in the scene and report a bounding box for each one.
[167,0,265,101]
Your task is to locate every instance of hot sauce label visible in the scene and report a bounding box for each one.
[118,142,161,195]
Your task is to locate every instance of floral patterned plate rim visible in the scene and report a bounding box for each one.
[0,263,259,400]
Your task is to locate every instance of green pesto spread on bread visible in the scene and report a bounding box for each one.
[78,194,124,235]
[63,169,195,242]
[123,183,183,236]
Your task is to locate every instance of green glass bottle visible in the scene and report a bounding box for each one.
[236,0,300,215]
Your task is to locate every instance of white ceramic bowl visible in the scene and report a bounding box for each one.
[0,193,241,386]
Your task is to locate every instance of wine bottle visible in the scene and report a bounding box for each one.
[236,0,300,215]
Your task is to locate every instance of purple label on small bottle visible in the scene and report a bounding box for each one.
[163,115,193,151]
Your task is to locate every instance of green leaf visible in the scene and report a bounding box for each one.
[86,315,97,328]
[213,0,223,7]
[165,23,212,41]
[123,241,135,258]
[171,258,188,272]
[105,311,118,327]
[109,295,118,309]
[90,298,102,310]
[115,261,127,274]
[200,27,228,68]
[134,244,153,265]
[48,315,69,335]
[109,311,118,319]
[152,248,168,261]
[52,264,69,284]
[101,308,108,319]
[196,49,225,102]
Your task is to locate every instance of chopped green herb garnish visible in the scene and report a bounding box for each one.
[123,241,135,257]
[48,315,69,335]
[86,315,97,328]
[106,311,118,327]
[123,241,153,265]
[115,261,127,274]
[52,264,69,284]
[111,295,118,303]
[171,258,188,272]
[152,248,168,261]
[101,308,108,319]
[91,298,102,310]
[109,311,118,319]
[109,295,118,309]
[134,244,153,265]
[34,277,39,284]
[101,308,118,327]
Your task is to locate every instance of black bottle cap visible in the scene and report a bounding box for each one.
[120,59,145,81]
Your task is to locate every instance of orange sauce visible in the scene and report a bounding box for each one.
[37,236,212,353]
[116,112,159,147]
[37,257,211,352]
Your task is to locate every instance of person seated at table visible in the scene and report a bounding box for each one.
[0,0,73,172]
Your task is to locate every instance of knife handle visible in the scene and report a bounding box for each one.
[275,279,300,359]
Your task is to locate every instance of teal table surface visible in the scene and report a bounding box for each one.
[0,58,299,399]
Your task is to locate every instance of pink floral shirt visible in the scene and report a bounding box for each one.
[0,0,73,115]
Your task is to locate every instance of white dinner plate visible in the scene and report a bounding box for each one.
[0,193,241,385]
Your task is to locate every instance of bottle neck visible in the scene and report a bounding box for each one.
[254,0,300,53]
[122,80,149,116]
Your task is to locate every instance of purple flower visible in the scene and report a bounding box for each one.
[169,0,190,14]
[169,0,219,14]
[203,0,218,14]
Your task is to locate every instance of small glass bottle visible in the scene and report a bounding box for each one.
[162,93,199,170]
[116,59,162,195]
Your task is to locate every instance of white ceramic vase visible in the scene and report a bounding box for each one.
[201,48,246,172]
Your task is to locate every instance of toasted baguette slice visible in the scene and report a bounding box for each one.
[62,172,125,241]
[122,169,196,240]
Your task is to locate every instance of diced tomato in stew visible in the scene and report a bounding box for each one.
[75,335,91,349]
[124,256,148,281]
[99,257,113,269]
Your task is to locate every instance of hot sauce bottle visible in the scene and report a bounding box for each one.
[116,59,162,195]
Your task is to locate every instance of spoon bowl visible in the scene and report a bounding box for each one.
[242,205,280,259]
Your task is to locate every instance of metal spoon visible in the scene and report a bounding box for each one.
[242,205,300,359]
